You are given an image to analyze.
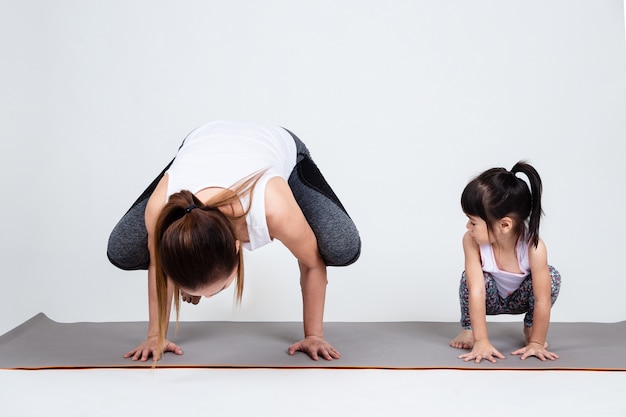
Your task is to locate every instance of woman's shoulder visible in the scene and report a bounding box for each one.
[264,176,307,233]
[264,176,293,217]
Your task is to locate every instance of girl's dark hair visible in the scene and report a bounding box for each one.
[461,161,543,247]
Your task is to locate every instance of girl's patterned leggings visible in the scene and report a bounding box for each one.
[459,266,561,329]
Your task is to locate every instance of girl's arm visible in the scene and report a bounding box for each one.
[265,177,339,361]
[124,176,183,361]
[512,238,559,361]
[458,232,506,363]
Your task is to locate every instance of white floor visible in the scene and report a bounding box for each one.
[1,368,624,417]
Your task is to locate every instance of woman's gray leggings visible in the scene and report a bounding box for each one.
[107,129,361,270]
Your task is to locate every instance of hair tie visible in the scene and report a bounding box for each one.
[185,204,197,213]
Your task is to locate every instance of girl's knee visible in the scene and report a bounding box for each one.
[548,266,561,283]
[548,265,561,302]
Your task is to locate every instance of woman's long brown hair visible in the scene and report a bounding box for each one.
[153,171,265,361]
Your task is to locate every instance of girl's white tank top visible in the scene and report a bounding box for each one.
[479,239,531,298]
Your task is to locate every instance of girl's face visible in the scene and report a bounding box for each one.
[465,215,491,245]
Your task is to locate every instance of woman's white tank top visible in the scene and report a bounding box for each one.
[166,121,297,251]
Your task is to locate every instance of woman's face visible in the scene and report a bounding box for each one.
[179,240,240,298]
[181,266,238,299]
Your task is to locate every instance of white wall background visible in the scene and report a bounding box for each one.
[1,0,625,336]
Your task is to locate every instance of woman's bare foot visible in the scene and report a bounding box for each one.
[524,326,548,348]
[450,329,474,349]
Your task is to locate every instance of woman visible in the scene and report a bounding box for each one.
[107,121,361,362]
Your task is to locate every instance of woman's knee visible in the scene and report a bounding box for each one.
[107,228,150,271]
[322,235,361,266]
[106,201,150,271]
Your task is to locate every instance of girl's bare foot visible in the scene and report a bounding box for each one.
[524,326,548,348]
[450,329,474,349]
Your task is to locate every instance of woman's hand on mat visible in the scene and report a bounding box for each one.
[458,340,505,363]
[124,336,183,361]
[288,336,340,361]
[511,343,559,361]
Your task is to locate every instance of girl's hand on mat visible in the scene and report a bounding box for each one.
[288,336,340,361]
[124,336,183,361]
[512,343,559,361]
[458,340,505,363]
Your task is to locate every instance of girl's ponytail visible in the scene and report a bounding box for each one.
[510,161,543,248]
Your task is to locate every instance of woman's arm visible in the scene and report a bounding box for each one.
[265,177,339,361]
[124,175,183,361]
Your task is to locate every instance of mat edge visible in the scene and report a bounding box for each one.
[0,313,52,347]
[2,364,623,372]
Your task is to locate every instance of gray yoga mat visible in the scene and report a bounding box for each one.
[1,313,625,370]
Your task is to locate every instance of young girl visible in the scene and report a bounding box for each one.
[449,161,561,363]
[107,121,361,362]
